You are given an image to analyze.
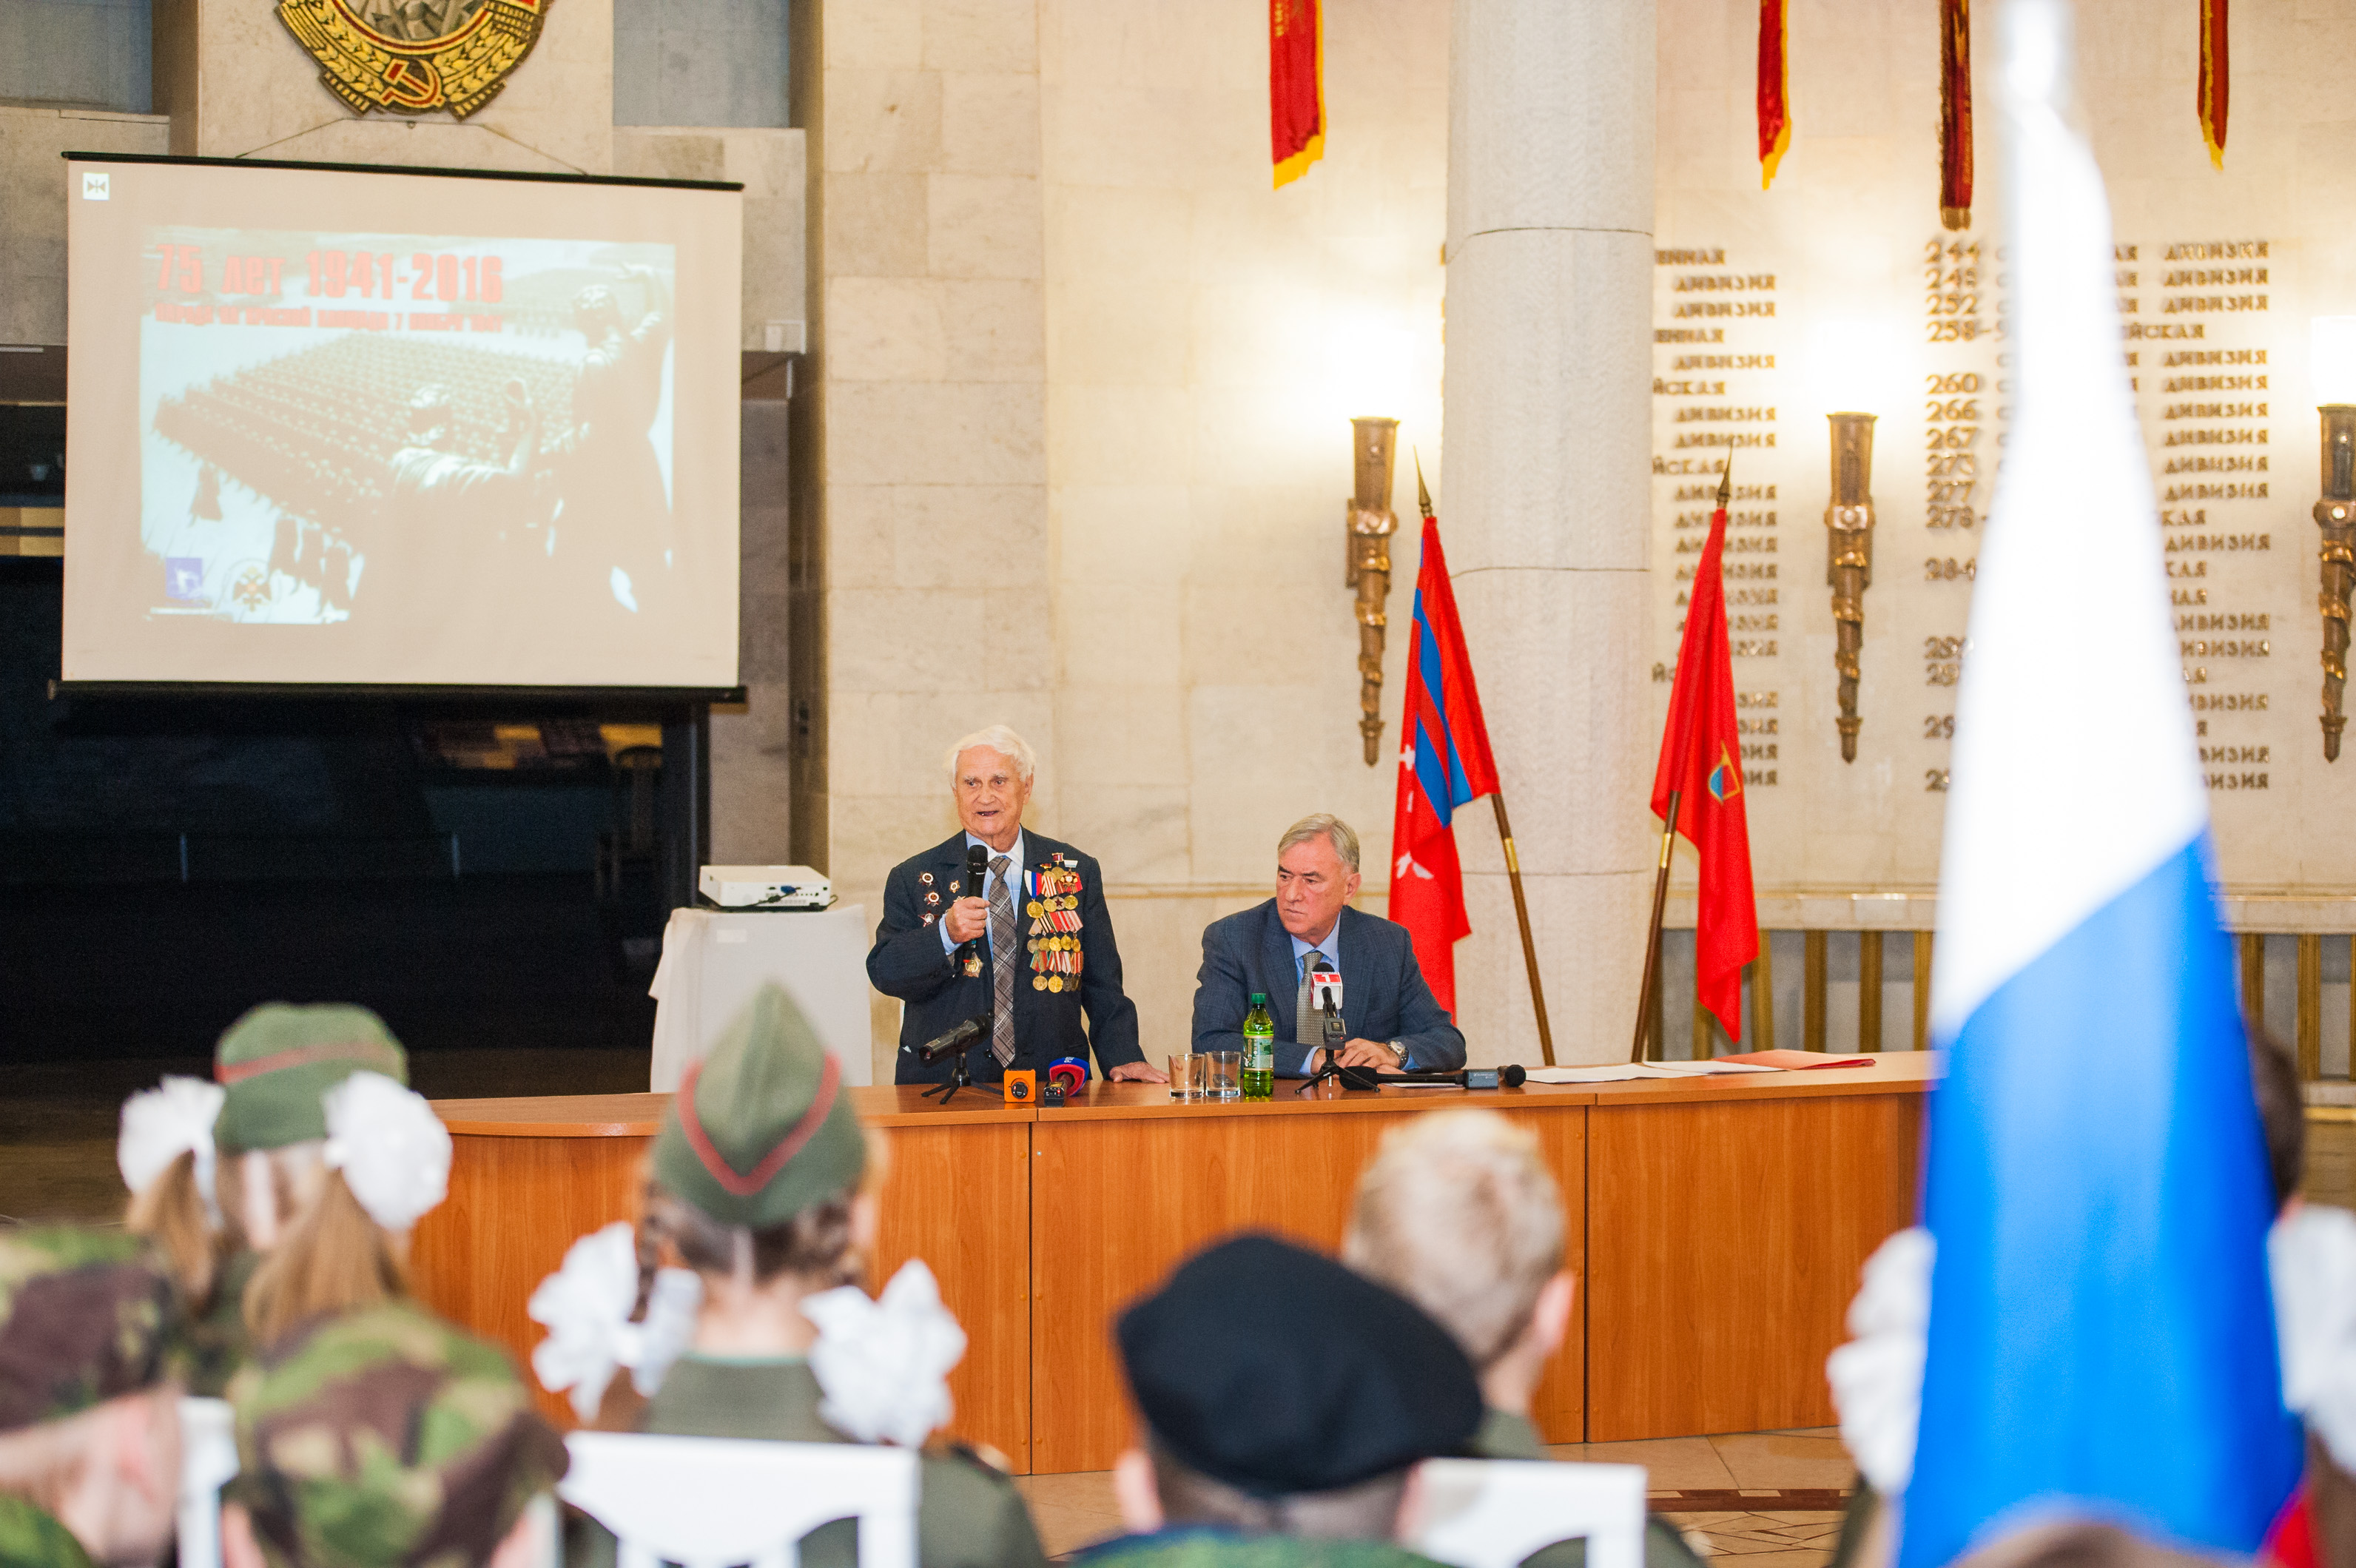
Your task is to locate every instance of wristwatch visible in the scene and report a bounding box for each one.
[1386,1039,1408,1066]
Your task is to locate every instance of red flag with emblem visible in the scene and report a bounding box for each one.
[1649,479,1760,1040]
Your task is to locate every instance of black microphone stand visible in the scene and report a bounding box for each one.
[920,1016,1004,1106]
[1294,997,1350,1096]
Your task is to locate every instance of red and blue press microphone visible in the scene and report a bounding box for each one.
[1048,1057,1090,1098]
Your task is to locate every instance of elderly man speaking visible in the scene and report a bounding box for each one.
[869,726,1160,1086]
[1191,814,1466,1077]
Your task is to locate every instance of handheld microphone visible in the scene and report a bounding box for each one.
[910,1015,986,1064]
[961,842,992,966]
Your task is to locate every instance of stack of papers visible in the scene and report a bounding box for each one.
[1523,1052,1877,1085]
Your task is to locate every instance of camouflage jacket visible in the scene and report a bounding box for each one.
[1073,1527,1447,1568]
[568,1355,1047,1568]
[0,1498,94,1568]
[1467,1408,1703,1568]
[177,1249,258,1399]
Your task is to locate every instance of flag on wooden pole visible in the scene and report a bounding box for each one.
[1389,513,1498,1016]
[1270,0,1325,188]
[1757,0,1791,189]
[2198,0,2229,169]
[1648,479,1759,1041]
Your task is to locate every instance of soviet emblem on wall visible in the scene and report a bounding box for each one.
[277,0,550,119]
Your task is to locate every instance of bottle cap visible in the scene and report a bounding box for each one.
[1249,992,1267,1005]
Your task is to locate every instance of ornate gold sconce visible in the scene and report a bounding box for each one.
[2317,405,2356,760]
[1825,412,1878,762]
[1345,417,1401,766]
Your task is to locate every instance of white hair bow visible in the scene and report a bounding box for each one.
[319,1071,451,1232]
[118,1077,226,1225]
[2271,1202,2356,1471]
[1824,1225,1933,1495]
[804,1259,966,1448]
[528,1222,703,1421]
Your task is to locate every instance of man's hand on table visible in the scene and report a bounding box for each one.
[1107,1061,1168,1083]
[1312,1039,1401,1071]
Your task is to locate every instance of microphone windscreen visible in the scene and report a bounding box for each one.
[1501,1064,1527,1088]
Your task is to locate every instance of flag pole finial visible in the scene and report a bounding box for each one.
[1716,454,1734,510]
[1413,448,1435,521]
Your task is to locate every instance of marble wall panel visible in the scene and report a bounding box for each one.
[0,108,169,346]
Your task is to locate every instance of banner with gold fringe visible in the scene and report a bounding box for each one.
[1941,0,1973,228]
[1757,0,1790,189]
[2198,0,2228,169]
[1270,0,1324,189]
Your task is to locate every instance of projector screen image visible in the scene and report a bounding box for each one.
[64,159,741,688]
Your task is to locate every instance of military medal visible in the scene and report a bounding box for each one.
[924,891,940,906]
[920,872,933,886]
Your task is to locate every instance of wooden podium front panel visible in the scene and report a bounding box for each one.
[866,1114,1034,1470]
[1027,1087,1589,1475]
[409,1120,656,1431]
[1583,1078,1925,1441]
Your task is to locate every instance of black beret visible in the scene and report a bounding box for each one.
[1115,1233,1483,1498]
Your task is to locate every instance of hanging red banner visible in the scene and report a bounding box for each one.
[1270,0,1325,189]
[2198,0,2228,169]
[1758,0,1790,189]
[1941,0,1972,229]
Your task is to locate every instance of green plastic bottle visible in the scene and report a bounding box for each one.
[1242,992,1275,1100]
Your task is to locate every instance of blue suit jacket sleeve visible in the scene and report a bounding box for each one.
[866,860,957,1002]
[1189,918,1256,1060]
[1390,936,1467,1071]
[1075,850,1144,1071]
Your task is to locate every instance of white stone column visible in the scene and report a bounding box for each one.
[1441,0,1655,1066]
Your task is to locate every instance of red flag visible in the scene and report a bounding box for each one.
[1270,0,1325,188]
[1649,483,1760,1041]
[2198,0,2228,169]
[1757,0,1790,189]
[1389,512,1499,1016]
[1939,0,1973,229]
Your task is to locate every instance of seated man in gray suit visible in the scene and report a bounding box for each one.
[1191,814,1467,1077]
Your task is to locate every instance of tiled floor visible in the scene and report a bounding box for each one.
[1012,1429,1857,1564]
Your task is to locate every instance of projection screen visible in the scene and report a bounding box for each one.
[61,155,742,690]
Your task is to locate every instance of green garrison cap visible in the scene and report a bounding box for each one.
[215,1003,408,1153]
[226,1299,567,1568]
[0,1228,178,1433]
[652,983,866,1228]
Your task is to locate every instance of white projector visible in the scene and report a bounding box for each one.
[698,865,834,909]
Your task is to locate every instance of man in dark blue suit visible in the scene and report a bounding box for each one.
[868,726,1160,1086]
[1191,814,1466,1077]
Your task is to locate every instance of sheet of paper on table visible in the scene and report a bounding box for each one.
[1523,1060,1783,1085]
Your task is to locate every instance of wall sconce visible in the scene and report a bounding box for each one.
[1825,413,1878,762]
[1345,417,1401,767]
[2312,318,2356,760]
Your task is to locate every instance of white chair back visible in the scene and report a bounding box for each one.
[177,1397,239,1568]
[1410,1459,1648,1568]
[559,1432,920,1568]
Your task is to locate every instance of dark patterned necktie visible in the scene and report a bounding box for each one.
[989,854,1017,1066]
[1296,949,1331,1049]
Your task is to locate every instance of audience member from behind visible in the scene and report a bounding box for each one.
[1343,1111,1702,1568]
[533,982,1046,1568]
[1087,1233,1481,1568]
[221,1302,567,1568]
[118,1073,242,1395]
[0,1230,184,1568]
[207,1004,451,1353]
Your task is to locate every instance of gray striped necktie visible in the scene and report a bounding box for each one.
[989,854,1017,1067]
[1296,949,1331,1049]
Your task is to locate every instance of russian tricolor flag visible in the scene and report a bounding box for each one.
[1902,4,2303,1561]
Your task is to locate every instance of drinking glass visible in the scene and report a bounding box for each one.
[1205,1051,1242,1102]
[1168,1053,1205,1100]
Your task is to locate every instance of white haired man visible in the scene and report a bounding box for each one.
[1191,814,1464,1076]
[867,726,1158,1086]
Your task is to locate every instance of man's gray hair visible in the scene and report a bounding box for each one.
[1278,813,1360,872]
[946,726,1037,787]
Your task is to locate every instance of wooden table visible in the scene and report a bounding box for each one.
[408,1057,1936,1473]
